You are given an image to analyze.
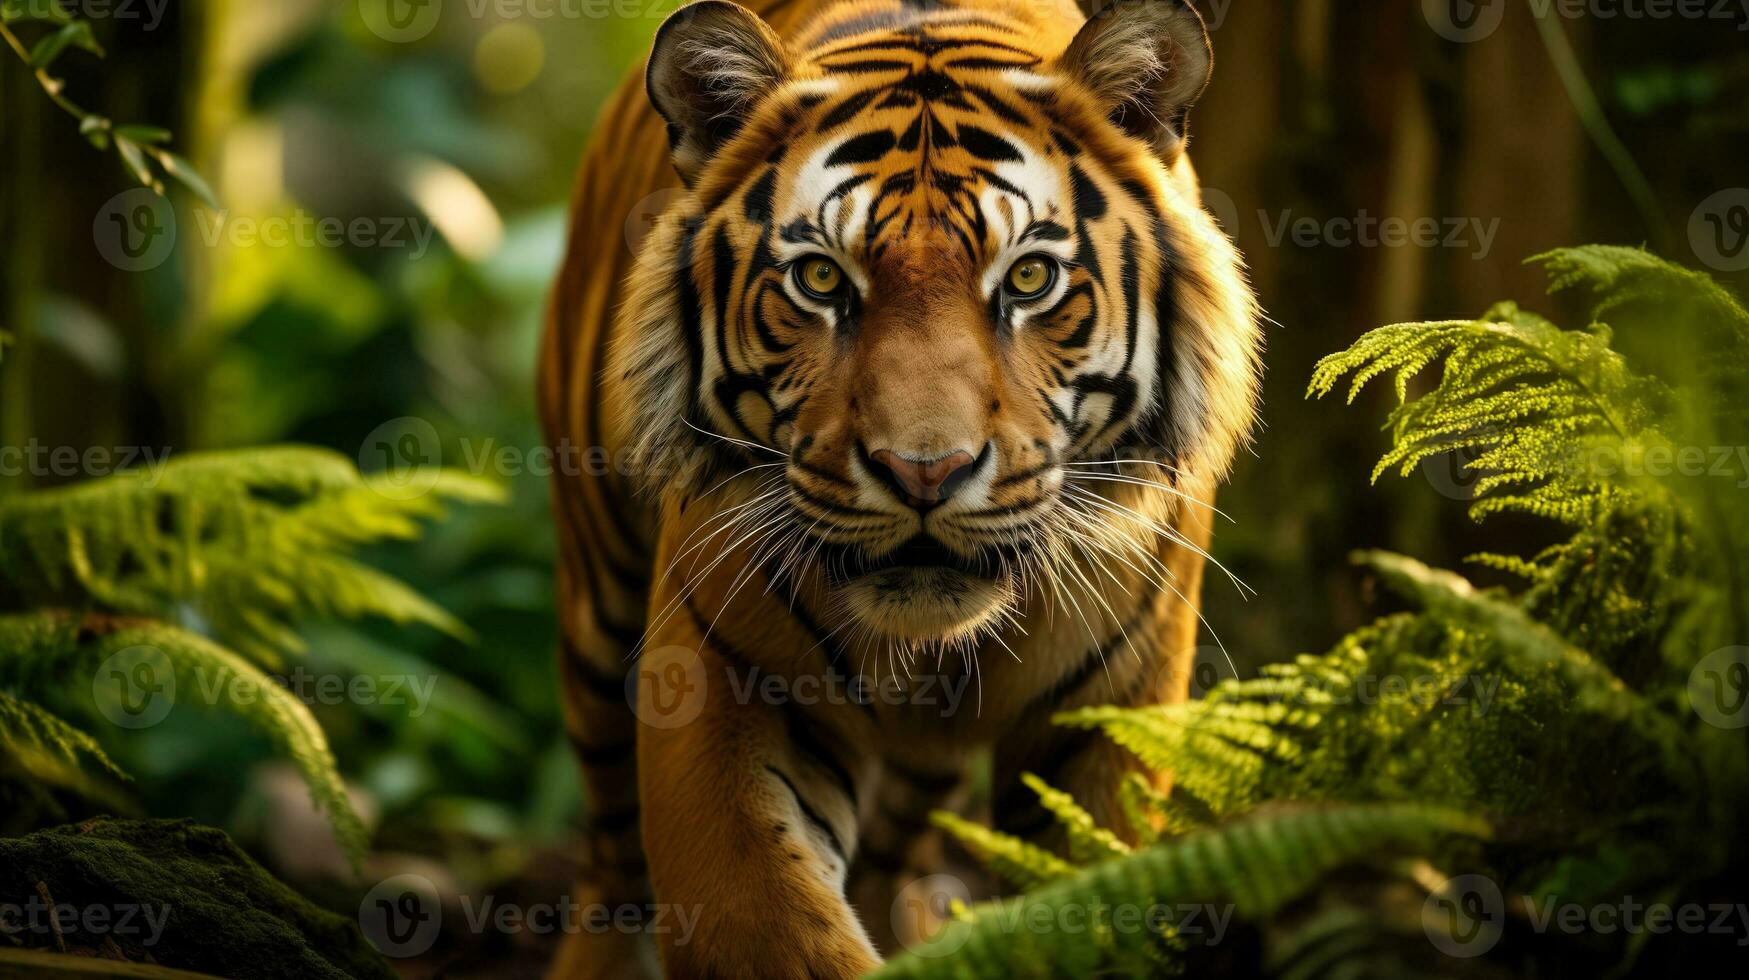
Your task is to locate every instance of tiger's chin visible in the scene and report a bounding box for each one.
[839,566,1015,646]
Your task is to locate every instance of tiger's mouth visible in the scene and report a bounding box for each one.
[818,535,1019,585]
[815,535,1025,644]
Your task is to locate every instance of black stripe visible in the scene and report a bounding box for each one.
[683,597,756,671]
[569,733,634,767]
[787,709,860,809]
[793,457,856,489]
[1148,213,1183,446]
[992,460,1054,490]
[1119,227,1141,372]
[819,58,912,75]
[817,87,882,131]
[565,648,630,701]
[591,604,645,647]
[826,128,898,167]
[592,803,640,835]
[743,168,777,224]
[676,219,705,420]
[790,481,888,519]
[711,225,736,368]
[766,764,848,862]
[1070,165,1107,222]
[1015,607,1149,722]
[857,842,905,873]
[954,497,1047,521]
[961,83,1030,126]
[941,57,1040,70]
[956,123,1022,163]
[815,30,1031,59]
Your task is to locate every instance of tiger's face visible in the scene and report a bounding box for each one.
[622,0,1260,646]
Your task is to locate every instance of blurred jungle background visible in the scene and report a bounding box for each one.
[1,0,1747,977]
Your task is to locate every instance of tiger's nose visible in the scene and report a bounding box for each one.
[867,447,982,510]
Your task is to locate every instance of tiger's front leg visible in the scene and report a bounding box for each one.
[634,586,882,977]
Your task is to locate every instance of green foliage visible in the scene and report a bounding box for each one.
[895,248,1749,977]
[0,448,500,867]
[879,806,1487,978]
[0,0,215,203]
[1,446,503,663]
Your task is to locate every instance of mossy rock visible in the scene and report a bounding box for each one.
[0,818,393,980]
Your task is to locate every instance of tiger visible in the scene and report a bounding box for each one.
[537,0,1262,975]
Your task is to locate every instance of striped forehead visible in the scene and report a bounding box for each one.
[777,51,1066,256]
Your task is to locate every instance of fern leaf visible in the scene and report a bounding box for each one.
[0,611,369,868]
[932,811,1077,890]
[1020,773,1131,864]
[874,805,1489,979]
[0,447,503,663]
[0,689,127,782]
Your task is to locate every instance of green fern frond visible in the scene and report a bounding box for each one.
[1464,552,1549,583]
[1056,702,1307,819]
[1309,298,1666,528]
[0,688,126,782]
[1020,774,1131,864]
[0,610,368,867]
[932,811,1078,890]
[1533,245,1749,338]
[0,447,504,663]
[1355,551,1679,745]
[875,805,1489,979]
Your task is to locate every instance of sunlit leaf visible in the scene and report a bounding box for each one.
[113,135,162,194]
[115,123,171,144]
[155,149,219,209]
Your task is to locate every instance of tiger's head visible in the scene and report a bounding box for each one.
[619,0,1261,647]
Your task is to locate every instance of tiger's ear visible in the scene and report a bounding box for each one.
[1057,0,1213,154]
[647,1,791,185]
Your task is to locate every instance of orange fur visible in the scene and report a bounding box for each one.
[540,2,1260,975]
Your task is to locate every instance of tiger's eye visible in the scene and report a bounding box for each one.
[1007,256,1053,297]
[798,257,845,298]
